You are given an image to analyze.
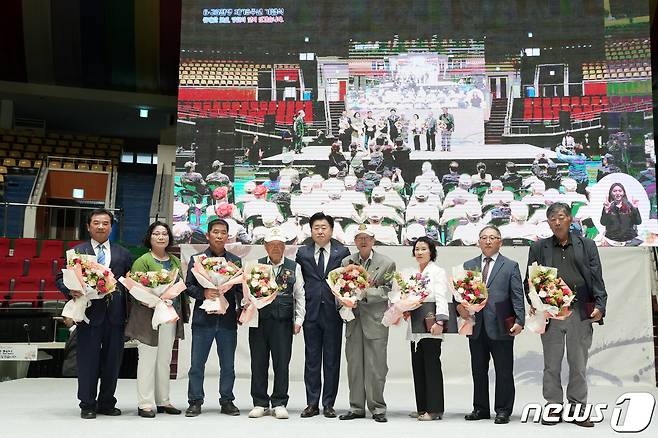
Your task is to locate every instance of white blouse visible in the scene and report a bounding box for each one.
[406,262,451,343]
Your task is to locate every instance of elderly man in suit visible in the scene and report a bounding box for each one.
[55,208,133,419]
[458,225,525,425]
[525,202,607,428]
[296,212,350,418]
[338,224,396,423]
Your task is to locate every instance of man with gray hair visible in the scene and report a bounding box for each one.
[525,202,607,428]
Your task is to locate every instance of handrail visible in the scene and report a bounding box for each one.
[2,201,122,210]
[504,95,514,135]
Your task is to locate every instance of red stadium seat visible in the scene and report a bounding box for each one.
[0,256,27,278]
[40,239,64,259]
[570,96,580,105]
[0,237,9,257]
[66,240,85,249]
[581,96,590,105]
[11,278,42,307]
[12,238,38,258]
[27,258,58,278]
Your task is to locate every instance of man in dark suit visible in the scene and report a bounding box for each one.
[185,218,243,417]
[458,225,525,425]
[55,208,133,419]
[525,202,607,428]
[296,212,350,418]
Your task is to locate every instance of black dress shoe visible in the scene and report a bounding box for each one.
[300,405,319,418]
[373,413,388,423]
[185,401,202,417]
[339,411,365,420]
[323,407,337,418]
[465,410,491,421]
[541,415,562,425]
[138,408,156,418]
[98,407,122,416]
[572,419,594,428]
[494,413,510,424]
[220,401,240,416]
[157,405,182,415]
[80,409,96,419]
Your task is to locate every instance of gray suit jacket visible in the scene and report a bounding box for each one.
[464,253,525,340]
[341,250,396,340]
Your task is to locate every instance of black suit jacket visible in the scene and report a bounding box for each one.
[525,232,607,324]
[55,241,133,326]
[295,241,350,322]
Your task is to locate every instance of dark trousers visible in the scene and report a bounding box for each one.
[75,321,125,411]
[426,131,436,151]
[249,318,293,408]
[469,327,515,415]
[410,338,444,414]
[413,134,421,151]
[303,311,343,408]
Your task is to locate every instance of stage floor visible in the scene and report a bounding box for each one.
[2,378,656,437]
[264,144,557,164]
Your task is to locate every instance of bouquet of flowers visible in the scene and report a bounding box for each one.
[190,255,243,314]
[119,269,186,329]
[239,263,284,327]
[381,270,431,327]
[450,266,489,336]
[326,265,369,321]
[61,249,118,323]
[526,262,575,333]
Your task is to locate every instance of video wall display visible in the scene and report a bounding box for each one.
[173,0,655,247]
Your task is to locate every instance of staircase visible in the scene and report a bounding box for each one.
[115,166,156,244]
[484,98,508,144]
[0,175,36,237]
[328,101,346,137]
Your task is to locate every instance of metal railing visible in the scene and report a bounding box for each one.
[1,202,123,240]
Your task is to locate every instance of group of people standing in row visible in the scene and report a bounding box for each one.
[55,204,606,428]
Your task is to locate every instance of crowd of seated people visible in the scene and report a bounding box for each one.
[170,137,656,246]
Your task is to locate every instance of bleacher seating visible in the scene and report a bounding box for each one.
[178,60,301,88]
[178,99,313,125]
[0,128,121,174]
[521,95,651,121]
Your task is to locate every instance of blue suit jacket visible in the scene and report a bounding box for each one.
[186,248,243,329]
[295,240,350,322]
[464,254,525,340]
[55,241,133,326]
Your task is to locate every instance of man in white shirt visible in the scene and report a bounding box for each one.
[500,201,538,241]
[482,180,514,207]
[242,185,284,223]
[247,227,306,420]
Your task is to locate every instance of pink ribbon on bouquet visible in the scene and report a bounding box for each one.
[121,276,187,328]
[192,262,243,315]
[238,281,279,326]
[456,299,488,336]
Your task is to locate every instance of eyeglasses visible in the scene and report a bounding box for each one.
[479,236,501,241]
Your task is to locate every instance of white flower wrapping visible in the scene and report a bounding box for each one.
[381,269,428,327]
[120,269,187,330]
[190,255,243,314]
[525,262,575,334]
[239,263,280,328]
[61,250,105,323]
[326,266,368,322]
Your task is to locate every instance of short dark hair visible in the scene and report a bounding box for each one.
[546,202,572,219]
[143,221,173,251]
[412,236,437,262]
[479,224,501,238]
[206,218,229,233]
[87,208,114,225]
[309,212,334,229]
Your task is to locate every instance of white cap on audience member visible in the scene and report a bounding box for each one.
[459,173,472,187]
[532,180,546,194]
[491,180,503,190]
[510,201,529,221]
[465,201,482,219]
[379,177,392,190]
[328,189,342,200]
[544,189,561,205]
[300,177,313,193]
[264,227,286,243]
[328,166,339,177]
[262,210,279,227]
[371,186,386,200]
[367,213,382,223]
[421,161,432,173]
[405,223,426,241]
[282,154,294,165]
[562,178,577,192]
[414,186,429,200]
[354,223,375,238]
[244,180,256,193]
[344,175,357,188]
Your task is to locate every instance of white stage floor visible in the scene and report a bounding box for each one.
[264,144,557,163]
[2,378,656,437]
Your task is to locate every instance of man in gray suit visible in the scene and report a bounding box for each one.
[338,224,396,423]
[425,112,437,151]
[458,225,525,425]
[525,202,607,428]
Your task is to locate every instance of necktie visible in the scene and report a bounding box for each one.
[97,244,106,265]
[363,258,371,271]
[317,247,325,277]
[482,257,492,284]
